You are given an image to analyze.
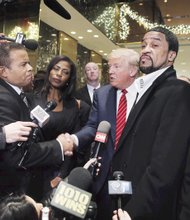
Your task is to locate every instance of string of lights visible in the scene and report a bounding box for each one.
[8,22,39,40]
[93,3,190,41]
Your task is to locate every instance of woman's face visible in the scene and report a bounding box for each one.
[25,195,43,218]
[49,60,71,88]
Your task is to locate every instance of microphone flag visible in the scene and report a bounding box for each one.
[51,181,92,219]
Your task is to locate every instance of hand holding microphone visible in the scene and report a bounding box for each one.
[112,209,131,220]
[4,121,37,143]
[89,121,111,178]
[0,32,38,50]
[18,100,57,167]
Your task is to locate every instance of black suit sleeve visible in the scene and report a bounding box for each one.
[0,127,6,150]
[0,84,62,168]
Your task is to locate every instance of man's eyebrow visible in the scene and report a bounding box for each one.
[141,37,161,42]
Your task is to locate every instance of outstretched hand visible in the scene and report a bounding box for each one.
[112,209,131,220]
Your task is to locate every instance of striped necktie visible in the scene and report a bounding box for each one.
[20,92,29,107]
[115,89,127,150]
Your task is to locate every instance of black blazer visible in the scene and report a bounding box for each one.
[112,66,190,220]
[75,85,92,106]
[0,79,62,199]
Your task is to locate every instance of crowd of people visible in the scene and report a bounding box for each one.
[0,26,190,220]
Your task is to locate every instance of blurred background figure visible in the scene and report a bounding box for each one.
[75,62,101,106]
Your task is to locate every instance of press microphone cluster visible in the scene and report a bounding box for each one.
[18,100,57,167]
[0,32,38,50]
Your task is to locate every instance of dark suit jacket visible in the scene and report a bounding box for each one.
[0,79,62,199]
[0,128,6,150]
[76,66,190,219]
[111,66,190,220]
[75,85,92,106]
[76,84,117,195]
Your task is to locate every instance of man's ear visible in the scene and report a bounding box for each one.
[0,66,7,78]
[168,51,177,62]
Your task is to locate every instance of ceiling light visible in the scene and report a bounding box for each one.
[78,36,83,39]
[87,29,93,33]
[71,31,76,35]
[99,50,103,53]
[93,35,99,38]
[64,37,69,40]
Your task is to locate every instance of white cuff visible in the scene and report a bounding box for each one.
[56,139,64,161]
[71,134,79,147]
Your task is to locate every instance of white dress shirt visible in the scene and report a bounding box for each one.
[87,83,101,103]
[135,66,170,103]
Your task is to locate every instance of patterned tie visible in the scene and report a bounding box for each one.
[115,89,127,150]
[20,91,29,107]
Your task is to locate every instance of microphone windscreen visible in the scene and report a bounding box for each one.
[23,39,38,50]
[45,100,57,112]
[94,121,111,143]
[68,167,92,191]
[97,121,111,134]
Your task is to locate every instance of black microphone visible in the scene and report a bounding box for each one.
[90,121,111,178]
[44,100,57,112]
[51,167,93,219]
[108,171,133,209]
[0,33,38,50]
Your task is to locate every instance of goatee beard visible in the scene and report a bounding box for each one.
[139,66,160,74]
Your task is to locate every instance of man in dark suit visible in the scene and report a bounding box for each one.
[111,27,190,220]
[70,48,140,219]
[75,62,101,106]
[0,42,73,200]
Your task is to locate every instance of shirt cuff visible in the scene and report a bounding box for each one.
[56,139,64,161]
[71,134,79,147]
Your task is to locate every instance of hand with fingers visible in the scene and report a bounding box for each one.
[112,209,131,220]
[3,121,37,143]
[56,133,75,156]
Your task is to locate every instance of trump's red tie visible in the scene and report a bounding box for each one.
[115,89,127,150]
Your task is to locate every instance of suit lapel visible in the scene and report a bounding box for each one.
[106,87,117,142]
[117,66,176,149]
[84,85,92,105]
[0,79,30,112]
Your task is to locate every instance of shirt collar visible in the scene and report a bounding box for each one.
[5,81,22,95]
[135,66,170,94]
[87,83,101,91]
[117,81,137,96]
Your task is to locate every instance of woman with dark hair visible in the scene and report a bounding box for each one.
[0,194,43,220]
[30,55,90,196]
